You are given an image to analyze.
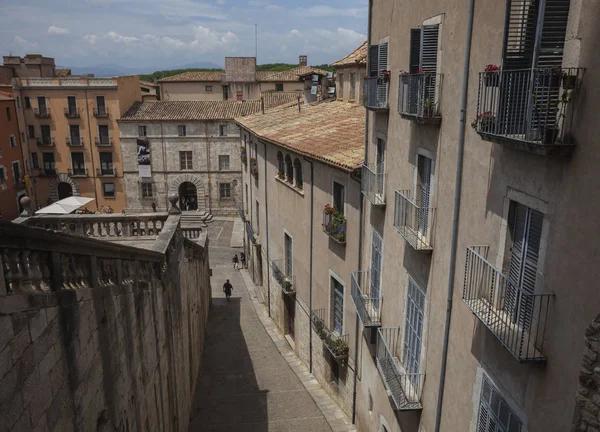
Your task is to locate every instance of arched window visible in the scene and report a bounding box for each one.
[277,151,284,175]
[285,155,293,182]
[294,158,303,189]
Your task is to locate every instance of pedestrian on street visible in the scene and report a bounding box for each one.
[223,279,233,301]
[240,252,246,269]
[232,254,239,270]
[151,202,157,212]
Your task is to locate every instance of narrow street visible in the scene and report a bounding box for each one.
[188,219,336,432]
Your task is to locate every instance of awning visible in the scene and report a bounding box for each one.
[35,196,94,214]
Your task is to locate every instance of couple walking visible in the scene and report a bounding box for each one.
[232,252,246,270]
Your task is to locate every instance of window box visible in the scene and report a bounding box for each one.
[322,205,346,244]
[271,259,295,296]
[311,309,349,362]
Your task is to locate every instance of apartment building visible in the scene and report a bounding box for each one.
[332,41,367,104]
[355,0,599,432]
[0,94,26,219]
[118,94,298,215]
[10,75,141,212]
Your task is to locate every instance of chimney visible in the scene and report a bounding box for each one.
[299,55,307,66]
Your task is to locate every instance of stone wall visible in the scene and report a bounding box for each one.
[0,216,211,432]
[572,314,600,432]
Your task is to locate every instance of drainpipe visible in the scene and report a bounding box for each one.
[261,139,271,317]
[433,0,475,430]
[303,156,314,373]
[249,135,254,282]
[84,89,99,209]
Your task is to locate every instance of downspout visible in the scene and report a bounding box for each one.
[261,139,271,317]
[352,0,372,424]
[433,0,475,430]
[249,136,254,282]
[303,156,314,373]
[84,88,99,209]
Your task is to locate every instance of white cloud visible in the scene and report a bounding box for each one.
[48,25,69,35]
[248,0,268,5]
[14,36,38,49]
[289,29,301,37]
[83,34,98,44]
[190,26,239,53]
[292,5,367,18]
[106,31,139,44]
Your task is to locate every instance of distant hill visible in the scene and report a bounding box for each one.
[58,61,222,78]
[139,68,224,83]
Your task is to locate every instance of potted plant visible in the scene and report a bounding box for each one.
[296,180,303,190]
[423,97,434,118]
[277,171,285,180]
[471,111,496,132]
[541,66,562,88]
[378,70,391,84]
[484,65,500,87]
[286,174,293,183]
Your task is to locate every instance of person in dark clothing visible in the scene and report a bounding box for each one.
[151,202,157,212]
[223,279,233,301]
[232,254,240,270]
[240,252,246,269]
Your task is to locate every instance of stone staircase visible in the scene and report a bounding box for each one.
[181,210,214,228]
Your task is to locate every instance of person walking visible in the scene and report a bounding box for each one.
[223,279,233,301]
[151,202,157,212]
[240,252,246,269]
[232,254,239,270]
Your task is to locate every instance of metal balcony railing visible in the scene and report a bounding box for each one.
[351,270,381,327]
[96,167,116,177]
[474,67,583,153]
[37,137,55,147]
[311,308,350,362]
[34,107,51,118]
[95,137,113,147]
[361,163,386,206]
[41,168,57,177]
[462,245,553,362]
[376,327,424,411]
[249,158,258,179]
[66,137,84,147]
[64,107,80,118]
[271,259,295,296]
[237,204,245,221]
[364,77,389,110]
[240,147,248,165]
[68,168,88,177]
[393,190,435,251]
[322,208,346,244]
[398,73,443,123]
[93,107,109,117]
[245,221,258,244]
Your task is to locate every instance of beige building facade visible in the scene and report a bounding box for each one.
[332,41,367,105]
[356,0,600,432]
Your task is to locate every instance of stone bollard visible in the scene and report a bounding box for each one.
[19,196,32,217]
[168,193,181,215]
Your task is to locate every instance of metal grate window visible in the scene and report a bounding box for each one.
[403,278,425,379]
[477,375,523,432]
[332,277,344,335]
[370,230,383,312]
[219,155,230,171]
[179,151,193,170]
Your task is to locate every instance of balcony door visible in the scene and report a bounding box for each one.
[99,152,113,175]
[370,230,383,311]
[333,182,345,215]
[96,96,106,115]
[403,278,425,383]
[375,138,385,197]
[70,125,80,145]
[284,233,293,278]
[416,155,433,238]
[41,125,51,145]
[71,152,85,175]
[67,96,77,116]
[37,97,47,115]
[43,153,56,175]
[99,125,109,145]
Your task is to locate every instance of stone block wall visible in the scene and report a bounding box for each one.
[0,225,211,432]
[572,314,600,431]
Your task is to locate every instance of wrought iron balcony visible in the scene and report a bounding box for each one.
[93,107,109,118]
[376,327,424,411]
[96,167,116,177]
[474,67,583,155]
[393,190,435,251]
[245,221,258,244]
[322,207,346,244]
[37,137,55,147]
[364,77,389,110]
[351,270,381,327]
[68,168,88,177]
[311,308,349,362]
[34,107,51,118]
[66,137,84,147]
[462,245,553,362]
[64,107,80,118]
[271,259,295,296]
[398,73,442,123]
[361,163,386,206]
[95,137,113,147]
[249,158,258,179]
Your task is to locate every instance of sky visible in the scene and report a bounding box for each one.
[0,0,367,70]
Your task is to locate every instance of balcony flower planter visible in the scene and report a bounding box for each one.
[484,65,500,87]
[286,174,293,184]
[323,204,346,244]
[277,171,285,180]
[311,316,349,361]
[562,74,577,90]
[240,147,248,165]
[295,181,303,190]
[541,67,562,88]
[471,111,496,133]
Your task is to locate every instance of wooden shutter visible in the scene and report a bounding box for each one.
[537,0,570,67]
[420,25,439,73]
[377,42,389,106]
[418,155,432,237]
[369,45,379,77]
[477,375,524,432]
[502,0,539,70]
[333,279,344,334]
[378,42,389,73]
[409,29,421,73]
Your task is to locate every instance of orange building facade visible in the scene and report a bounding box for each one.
[0,95,26,219]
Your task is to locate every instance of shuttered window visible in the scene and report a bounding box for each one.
[284,233,292,277]
[332,277,344,335]
[378,42,389,74]
[370,230,383,311]
[369,45,379,77]
[409,29,421,74]
[403,278,425,381]
[420,25,439,74]
[417,155,433,237]
[477,375,523,432]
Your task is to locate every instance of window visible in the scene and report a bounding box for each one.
[349,73,356,100]
[376,137,386,194]
[293,158,302,186]
[277,151,284,174]
[205,85,213,92]
[9,135,16,148]
[477,375,523,432]
[141,181,153,198]
[178,125,186,137]
[67,96,77,116]
[27,126,35,138]
[284,155,293,182]
[338,73,344,98]
[102,182,115,198]
[69,125,80,146]
[403,278,425,379]
[12,161,20,183]
[370,230,383,311]
[236,91,243,101]
[99,152,114,175]
[333,182,345,215]
[6,107,11,121]
[179,151,193,170]
[408,25,440,110]
[20,132,24,144]
[245,184,248,211]
[71,152,85,175]
[275,83,284,92]
[219,183,231,198]
[417,154,433,236]
[24,97,31,109]
[31,153,39,169]
[332,276,344,335]
[0,166,5,181]
[219,155,230,171]
[37,96,47,115]
[96,96,106,116]
[219,124,227,136]
[284,233,293,278]
[40,125,51,146]
[138,125,147,137]
[255,200,260,234]
[98,125,110,145]
[43,153,55,175]
[223,86,229,100]
[16,97,20,110]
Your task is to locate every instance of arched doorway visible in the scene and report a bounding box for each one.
[57,182,73,200]
[179,182,198,211]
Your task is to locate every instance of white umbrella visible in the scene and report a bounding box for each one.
[35,196,94,214]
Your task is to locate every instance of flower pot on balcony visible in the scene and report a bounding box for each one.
[543,126,559,145]
[562,74,577,90]
[484,72,499,87]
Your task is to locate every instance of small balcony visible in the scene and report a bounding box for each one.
[361,163,386,206]
[462,245,553,362]
[240,147,247,165]
[311,309,349,362]
[95,137,113,147]
[37,137,55,147]
[351,270,381,327]
[271,259,295,296]
[376,327,424,411]
[393,190,435,251]
[245,221,258,244]
[68,168,88,177]
[93,107,109,118]
[66,137,84,147]
[473,67,583,155]
[322,206,346,244]
[398,72,442,124]
[96,168,116,177]
[249,158,258,179]
[364,77,389,111]
[64,107,80,118]
[34,107,51,118]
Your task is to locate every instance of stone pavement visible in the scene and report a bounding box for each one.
[189,220,355,432]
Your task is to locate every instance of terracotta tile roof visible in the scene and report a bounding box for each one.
[331,42,368,68]
[256,66,329,82]
[157,71,225,83]
[236,100,365,171]
[139,80,157,88]
[120,92,300,121]
[55,68,71,77]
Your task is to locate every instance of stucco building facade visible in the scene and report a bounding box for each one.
[0,94,26,219]
[354,0,600,432]
[332,41,367,105]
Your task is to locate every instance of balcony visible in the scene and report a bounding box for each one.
[95,137,113,147]
[473,67,583,155]
[351,270,381,327]
[37,137,55,147]
[66,137,84,147]
[364,77,389,111]
[462,245,553,362]
[361,163,386,206]
[246,221,258,244]
[64,107,80,118]
[34,107,51,118]
[249,158,258,179]
[93,107,109,118]
[240,147,247,165]
[311,309,349,362]
[398,73,442,124]
[376,327,424,411]
[271,259,295,296]
[96,168,116,177]
[68,168,88,178]
[322,206,346,244]
[393,190,435,251]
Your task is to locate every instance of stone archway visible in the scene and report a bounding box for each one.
[171,174,206,210]
[179,182,198,211]
[57,182,73,200]
[49,173,80,202]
